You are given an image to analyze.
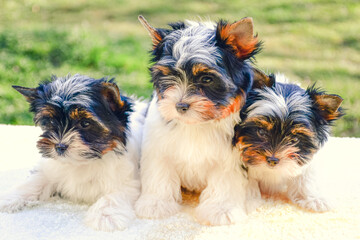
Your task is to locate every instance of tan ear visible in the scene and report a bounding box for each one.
[217,17,260,59]
[252,68,275,89]
[101,82,124,112]
[138,15,163,48]
[312,94,343,121]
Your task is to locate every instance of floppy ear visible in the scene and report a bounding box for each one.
[217,17,261,59]
[311,93,343,121]
[100,82,124,112]
[12,85,39,102]
[252,68,275,89]
[138,15,163,48]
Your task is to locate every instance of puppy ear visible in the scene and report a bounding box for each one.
[217,17,261,59]
[12,85,39,102]
[252,68,275,89]
[138,15,163,48]
[310,91,344,121]
[101,82,124,112]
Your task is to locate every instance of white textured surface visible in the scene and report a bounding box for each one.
[0,124,360,240]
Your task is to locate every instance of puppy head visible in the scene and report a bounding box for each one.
[139,16,262,124]
[13,74,132,163]
[233,76,343,175]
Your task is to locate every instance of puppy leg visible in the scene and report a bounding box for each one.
[85,180,140,231]
[245,178,263,214]
[135,154,181,219]
[0,171,51,212]
[195,168,247,225]
[287,166,330,212]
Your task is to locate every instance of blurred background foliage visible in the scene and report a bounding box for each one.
[0,0,359,137]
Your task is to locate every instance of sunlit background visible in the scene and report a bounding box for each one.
[0,0,359,137]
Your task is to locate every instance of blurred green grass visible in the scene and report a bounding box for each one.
[0,0,359,137]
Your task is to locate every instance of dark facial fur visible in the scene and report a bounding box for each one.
[234,79,343,167]
[139,16,262,123]
[13,74,132,161]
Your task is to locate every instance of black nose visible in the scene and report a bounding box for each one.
[55,143,68,155]
[175,102,190,114]
[266,156,279,166]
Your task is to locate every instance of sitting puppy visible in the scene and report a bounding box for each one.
[135,16,262,225]
[233,71,343,212]
[0,74,147,231]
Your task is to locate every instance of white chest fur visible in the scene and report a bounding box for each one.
[142,97,240,191]
[40,151,136,204]
[248,160,307,194]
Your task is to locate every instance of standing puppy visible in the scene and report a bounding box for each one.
[0,74,147,231]
[233,72,343,212]
[135,16,261,225]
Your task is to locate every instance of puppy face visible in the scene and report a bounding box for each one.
[234,78,343,175]
[13,74,132,163]
[139,16,262,124]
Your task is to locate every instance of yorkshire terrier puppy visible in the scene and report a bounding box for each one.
[233,71,343,212]
[135,16,262,225]
[0,74,147,231]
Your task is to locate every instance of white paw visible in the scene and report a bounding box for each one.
[245,180,263,214]
[195,204,246,225]
[135,195,180,219]
[245,197,264,214]
[85,199,135,231]
[294,197,331,212]
[0,196,35,213]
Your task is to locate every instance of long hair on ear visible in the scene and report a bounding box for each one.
[216,17,262,61]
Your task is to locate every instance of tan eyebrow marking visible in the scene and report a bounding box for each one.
[291,126,314,137]
[192,63,220,76]
[69,109,94,120]
[245,117,274,131]
[152,65,171,75]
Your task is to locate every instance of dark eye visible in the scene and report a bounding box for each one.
[79,119,91,128]
[40,119,49,127]
[257,128,266,137]
[200,76,213,85]
[40,118,55,128]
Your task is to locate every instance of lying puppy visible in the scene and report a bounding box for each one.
[0,74,147,231]
[233,71,343,212]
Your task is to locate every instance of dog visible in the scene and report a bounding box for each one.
[135,16,262,225]
[0,74,148,231]
[233,71,343,212]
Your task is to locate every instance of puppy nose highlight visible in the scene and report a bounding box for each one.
[266,156,279,166]
[55,143,68,155]
[175,102,190,114]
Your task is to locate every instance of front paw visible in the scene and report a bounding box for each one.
[195,204,246,225]
[135,195,180,219]
[0,196,35,213]
[85,200,135,231]
[294,197,331,212]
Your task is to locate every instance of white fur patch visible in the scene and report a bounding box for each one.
[170,23,221,68]
[247,74,312,120]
